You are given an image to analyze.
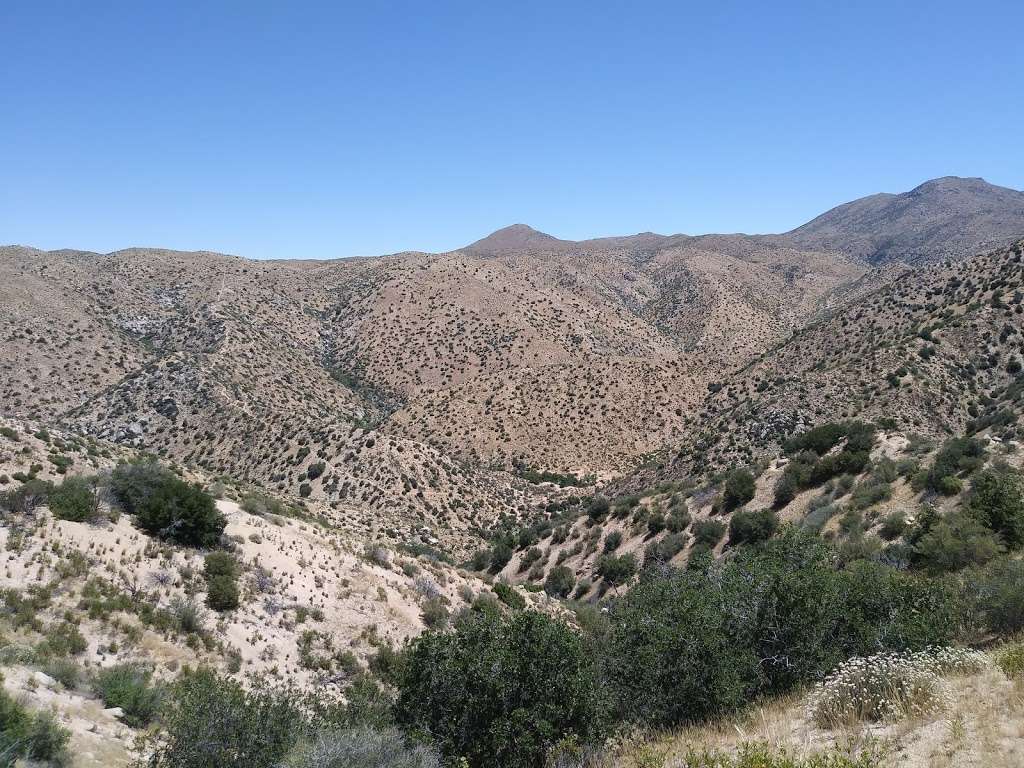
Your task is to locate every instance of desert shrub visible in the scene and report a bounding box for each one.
[595,553,637,586]
[848,478,892,510]
[43,657,82,690]
[878,511,907,541]
[772,470,799,508]
[646,511,666,535]
[644,532,689,567]
[170,597,207,634]
[782,423,848,456]
[203,552,240,611]
[0,680,71,766]
[721,468,755,512]
[965,557,1024,634]
[420,598,449,629]
[93,663,164,727]
[543,566,575,598]
[39,620,87,657]
[913,511,1003,573]
[205,575,240,611]
[395,610,603,768]
[968,468,1024,548]
[926,437,986,494]
[666,507,692,532]
[241,491,288,517]
[996,640,1024,679]
[492,582,525,610]
[806,649,973,727]
[146,668,306,768]
[586,497,610,522]
[113,462,224,547]
[678,742,886,768]
[488,541,513,573]
[0,478,53,516]
[602,530,622,553]
[692,519,726,548]
[728,508,778,545]
[48,475,100,522]
[305,462,326,481]
[281,726,440,768]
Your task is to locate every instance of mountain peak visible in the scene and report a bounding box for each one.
[784,176,1024,263]
[463,224,564,253]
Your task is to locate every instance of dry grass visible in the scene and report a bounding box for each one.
[617,649,1024,768]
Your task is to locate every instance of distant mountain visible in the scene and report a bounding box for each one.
[779,176,1024,264]
[463,223,566,254]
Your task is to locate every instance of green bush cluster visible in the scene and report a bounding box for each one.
[604,529,956,728]
[111,462,225,547]
[774,422,876,507]
[395,611,602,768]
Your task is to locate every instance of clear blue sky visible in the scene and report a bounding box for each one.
[3,1,1022,259]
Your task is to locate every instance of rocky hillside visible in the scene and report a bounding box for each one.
[631,238,1024,487]
[780,176,1024,264]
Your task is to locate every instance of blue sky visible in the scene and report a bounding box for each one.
[2,1,1022,259]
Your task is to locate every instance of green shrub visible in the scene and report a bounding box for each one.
[965,557,1024,634]
[395,610,603,768]
[721,468,756,512]
[206,574,240,611]
[493,582,525,610]
[48,475,100,522]
[728,508,778,546]
[0,680,71,765]
[203,552,240,611]
[146,668,306,768]
[543,566,575,598]
[488,542,513,573]
[926,437,985,494]
[692,519,727,548]
[666,508,692,532]
[913,511,1003,573]
[94,663,164,727]
[996,640,1024,679]
[602,530,623,553]
[968,468,1024,548]
[40,620,87,657]
[586,497,610,522]
[773,470,799,508]
[420,598,449,629]
[113,462,225,547]
[878,511,907,541]
[605,530,957,728]
[595,553,637,586]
